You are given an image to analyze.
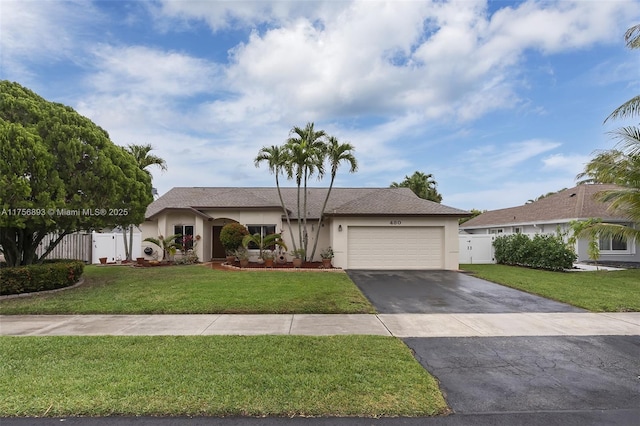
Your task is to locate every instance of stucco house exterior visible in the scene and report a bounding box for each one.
[141,187,469,270]
[460,184,639,263]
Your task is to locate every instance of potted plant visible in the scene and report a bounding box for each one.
[234,247,250,268]
[262,250,275,268]
[290,248,305,268]
[320,246,334,268]
[220,223,248,263]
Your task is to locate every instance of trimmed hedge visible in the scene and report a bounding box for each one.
[0,260,84,296]
[493,234,576,271]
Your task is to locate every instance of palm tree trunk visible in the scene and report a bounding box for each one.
[309,177,335,260]
[296,176,303,255]
[275,174,297,252]
[303,170,309,260]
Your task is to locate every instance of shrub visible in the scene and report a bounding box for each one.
[0,260,84,296]
[493,234,576,271]
[219,223,248,254]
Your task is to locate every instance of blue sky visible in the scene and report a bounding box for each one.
[2,0,639,211]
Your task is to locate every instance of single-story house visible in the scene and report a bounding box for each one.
[141,187,470,270]
[460,184,639,263]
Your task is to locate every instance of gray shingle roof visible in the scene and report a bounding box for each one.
[460,184,632,229]
[146,187,469,219]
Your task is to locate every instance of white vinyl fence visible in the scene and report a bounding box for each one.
[458,234,496,264]
[35,231,141,264]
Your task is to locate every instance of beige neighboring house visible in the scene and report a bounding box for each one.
[141,187,469,270]
[460,184,639,263]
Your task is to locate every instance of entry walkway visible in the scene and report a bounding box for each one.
[1,313,639,337]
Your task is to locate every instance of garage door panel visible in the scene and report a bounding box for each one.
[347,226,443,269]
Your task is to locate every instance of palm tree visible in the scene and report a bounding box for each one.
[309,136,358,260]
[284,122,327,258]
[123,143,167,260]
[126,143,168,175]
[391,171,442,202]
[254,145,298,253]
[576,23,640,246]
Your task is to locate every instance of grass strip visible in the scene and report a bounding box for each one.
[0,265,374,314]
[461,264,640,312]
[0,335,448,417]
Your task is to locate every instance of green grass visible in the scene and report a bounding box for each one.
[0,265,374,315]
[461,264,640,312]
[0,335,448,417]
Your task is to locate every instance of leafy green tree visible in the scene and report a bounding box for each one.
[284,122,327,258]
[121,143,167,261]
[254,145,298,253]
[568,219,602,267]
[459,208,485,224]
[0,81,152,266]
[309,136,358,260]
[576,24,640,246]
[391,171,443,203]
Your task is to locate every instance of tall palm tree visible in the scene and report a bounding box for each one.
[309,136,358,260]
[254,145,298,252]
[123,143,167,260]
[576,23,640,246]
[284,123,327,258]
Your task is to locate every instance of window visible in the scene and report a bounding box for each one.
[489,228,503,235]
[246,225,276,249]
[513,227,522,234]
[599,235,628,252]
[174,225,194,250]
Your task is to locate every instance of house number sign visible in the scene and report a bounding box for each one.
[389,220,402,225]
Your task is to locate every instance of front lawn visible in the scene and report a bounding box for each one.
[0,335,448,417]
[461,264,640,312]
[0,265,374,314]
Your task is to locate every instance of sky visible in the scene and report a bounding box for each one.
[1,0,639,211]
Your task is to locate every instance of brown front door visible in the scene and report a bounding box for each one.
[212,226,226,259]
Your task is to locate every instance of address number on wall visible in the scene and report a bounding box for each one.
[389,220,402,225]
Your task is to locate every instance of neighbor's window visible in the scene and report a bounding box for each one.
[489,228,504,235]
[174,225,194,250]
[599,235,628,252]
[246,225,276,249]
[513,227,522,234]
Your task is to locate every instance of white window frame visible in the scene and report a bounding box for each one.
[489,228,504,235]
[513,227,522,234]
[246,224,277,249]
[173,224,194,250]
[598,235,631,254]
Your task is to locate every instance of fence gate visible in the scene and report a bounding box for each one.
[459,234,496,264]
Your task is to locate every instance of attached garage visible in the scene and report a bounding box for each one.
[347,226,444,269]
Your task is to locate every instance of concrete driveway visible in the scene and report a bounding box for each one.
[404,335,640,415]
[347,270,585,313]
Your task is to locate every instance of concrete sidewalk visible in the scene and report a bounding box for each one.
[1,313,639,337]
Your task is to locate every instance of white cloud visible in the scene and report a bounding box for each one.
[542,153,591,175]
[0,0,100,80]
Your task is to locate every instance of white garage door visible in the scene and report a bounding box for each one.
[347,226,444,269]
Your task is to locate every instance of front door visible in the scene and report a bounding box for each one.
[212,226,226,259]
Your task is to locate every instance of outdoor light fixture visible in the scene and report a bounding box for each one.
[338,225,343,232]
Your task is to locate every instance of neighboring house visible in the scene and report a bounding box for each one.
[141,187,469,270]
[460,184,639,263]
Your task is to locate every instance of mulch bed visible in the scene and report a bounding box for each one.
[209,261,338,271]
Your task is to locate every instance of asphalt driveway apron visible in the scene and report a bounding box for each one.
[346,270,585,313]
